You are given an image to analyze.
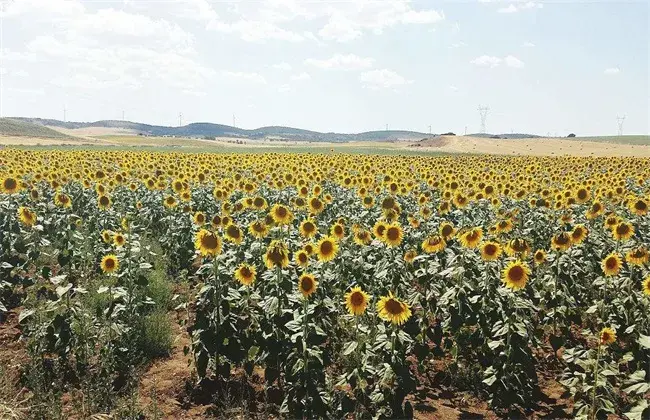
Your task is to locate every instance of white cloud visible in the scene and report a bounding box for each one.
[7,87,46,96]
[173,0,219,23]
[504,55,525,68]
[305,54,374,70]
[471,55,524,69]
[498,4,518,13]
[208,20,304,43]
[318,15,362,42]
[523,41,535,47]
[449,41,467,49]
[604,67,620,75]
[471,55,502,68]
[359,69,412,90]
[1,0,84,18]
[497,1,543,13]
[182,90,207,97]
[272,62,293,71]
[277,84,292,93]
[448,85,459,92]
[291,72,311,81]
[222,71,267,84]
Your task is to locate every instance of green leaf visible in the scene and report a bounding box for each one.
[18,309,35,323]
[624,400,649,420]
[343,341,358,356]
[56,283,73,297]
[638,334,650,349]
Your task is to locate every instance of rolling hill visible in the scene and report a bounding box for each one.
[0,118,74,139]
[11,117,543,142]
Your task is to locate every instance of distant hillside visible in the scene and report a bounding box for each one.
[0,118,72,138]
[469,133,542,139]
[13,117,432,142]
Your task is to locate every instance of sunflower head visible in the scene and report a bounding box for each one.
[316,236,339,262]
[641,276,650,296]
[113,233,126,248]
[534,249,547,266]
[600,327,616,346]
[97,194,112,210]
[612,222,634,242]
[100,254,120,274]
[330,222,345,240]
[270,204,293,225]
[459,227,483,249]
[404,249,417,264]
[570,224,588,244]
[264,240,289,269]
[345,286,370,316]
[295,250,310,267]
[354,229,372,246]
[195,229,222,257]
[383,224,403,247]
[298,273,318,298]
[551,232,572,251]
[224,223,244,245]
[480,241,502,261]
[299,219,317,238]
[502,260,531,290]
[248,220,269,239]
[17,207,37,227]
[1,177,20,194]
[234,263,256,286]
[601,252,622,277]
[422,235,446,254]
[376,292,412,325]
[193,212,206,226]
[626,246,649,266]
[439,222,456,240]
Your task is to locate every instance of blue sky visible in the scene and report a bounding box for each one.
[0,0,648,136]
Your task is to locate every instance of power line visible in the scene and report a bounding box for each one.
[616,115,626,136]
[477,105,489,133]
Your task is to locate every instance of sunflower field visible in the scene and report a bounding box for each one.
[1,148,649,419]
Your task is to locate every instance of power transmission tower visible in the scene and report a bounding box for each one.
[616,115,626,136]
[63,106,67,122]
[477,105,489,133]
[122,110,125,121]
[385,124,389,131]
[233,114,236,128]
[179,112,183,127]
[464,126,467,135]
[428,125,432,135]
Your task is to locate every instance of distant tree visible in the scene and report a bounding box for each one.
[441,132,456,136]
[567,133,576,138]
[490,135,501,139]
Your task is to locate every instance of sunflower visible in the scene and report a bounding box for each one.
[295,250,310,267]
[234,263,256,286]
[100,254,120,274]
[309,197,324,214]
[551,232,572,251]
[248,220,269,239]
[303,243,315,255]
[373,221,388,240]
[316,236,339,262]
[298,273,318,298]
[97,194,112,210]
[439,222,456,240]
[193,212,206,226]
[495,219,513,234]
[480,241,502,261]
[54,193,72,208]
[626,246,649,266]
[459,227,483,249]
[600,327,616,346]
[264,240,289,269]
[421,235,446,254]
[570,224,588,245]
[383,224,403,247]
[113,233,126,248]
[1,177,20,194]
[345,286,370,316]
[101,230,113,244]
[612,222,634,241]
[299,219,318,238]
[270,204,293,225]
[224,223,244,245]
[252,196,268,210]
[163,195,177,209]
[601,252,622,277]
[195,229,222,257]
[505,238,531,258]
[17,207,37,226]
[502,260,530,290]
[629,198,648,216]
[642,276,650,296]
[376,292,412,325]
[330,223,345,240]
[534,249,547,266]
[353,229,372,246]
[404,249,417,264]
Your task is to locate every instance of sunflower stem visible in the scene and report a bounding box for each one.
[590,341,602,420]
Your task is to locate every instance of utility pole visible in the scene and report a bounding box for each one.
[63,106,67,122]
[477,105,489,133]
[616,115,626,136]
[233,114,236,128]
[122,110,125,121]
[428,125,432,135]
[464,126,467,135]
[179,112,183,127]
